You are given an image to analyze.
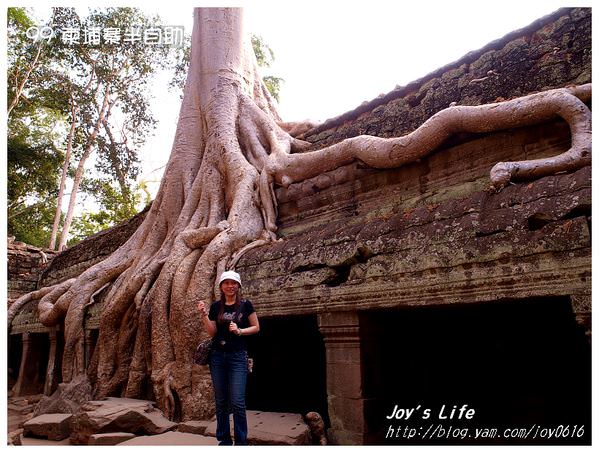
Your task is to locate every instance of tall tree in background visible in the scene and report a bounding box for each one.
[48,7,175,250]
[7,8,53,117]
[251,34,284,102]
[7,7,179,249]
[8,8,591,422]
[7,8,67,246]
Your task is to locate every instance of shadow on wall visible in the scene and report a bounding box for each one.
[245,314,329,428]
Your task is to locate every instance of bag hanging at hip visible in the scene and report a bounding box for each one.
[193,338,214,365]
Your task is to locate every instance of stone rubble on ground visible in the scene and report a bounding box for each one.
[177,419,212,435]
[204,410,311,445]
[23,413,73,441]
[8,429,23,446]
[88,432,137,445]
[119,431,218,445]
[19,435,71,446]
[33,374,92,416]
[69,397,177,444]
[11,395,316,445]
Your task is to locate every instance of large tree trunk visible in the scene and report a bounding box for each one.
[50,66,98,250]
[49,99,77,250]
[8,7,591,422]
[58,88,114,250]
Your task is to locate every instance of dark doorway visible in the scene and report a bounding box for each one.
[8,334,22,391]
[361,297,591,445]
[13,332,51,395]
[246,314,329,428]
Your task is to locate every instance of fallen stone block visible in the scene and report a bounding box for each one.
[177,419,212,435]
[69,397,177,445]
[34,374,92,416]
[205,411,311,445]
[119,431,219,445]
[88,432,137,445]
[22,413,73,441]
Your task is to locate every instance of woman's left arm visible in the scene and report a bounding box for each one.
[239,312,260,336]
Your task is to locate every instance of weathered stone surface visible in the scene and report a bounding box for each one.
[88,432,137,445]
[38,206,148,288]
[69,397,177,445]
[22,413,73,441]
[277,121,578,235]
[204,411,311,445]
[7,394,37,438]
[119,431,218,445]
[8,429,23,445]
[177,419,212,435]
[7,237,57,300]
[34,374,93,416]
[239,166,591,317]
[9,298,49,334]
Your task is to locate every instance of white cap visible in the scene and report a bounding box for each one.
[218,270,242,287]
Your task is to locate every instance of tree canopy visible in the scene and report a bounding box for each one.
[7,7,183,248]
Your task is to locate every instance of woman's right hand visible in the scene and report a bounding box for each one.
[197,301,208,317]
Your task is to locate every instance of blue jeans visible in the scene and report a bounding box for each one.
[209,349,249,445]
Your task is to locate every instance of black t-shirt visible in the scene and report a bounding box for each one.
[208,299,255,351]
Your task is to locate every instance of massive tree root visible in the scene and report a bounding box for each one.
[8,8,591,421]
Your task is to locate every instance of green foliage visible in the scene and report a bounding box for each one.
[7,134,63,246]
[69,178,151,245]
[251,35,275,67]
[8,201,60,247]
[7,136,63,247]
[263,76,284,103]
[7,7,35,28]
[252,34,283,101]
[7,7,66,247]
[7,136,63,210]
[7,113,63,248]
[253,34,284,102]
[7,7,181,246]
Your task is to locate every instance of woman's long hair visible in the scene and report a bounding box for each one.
[217,287,242,324]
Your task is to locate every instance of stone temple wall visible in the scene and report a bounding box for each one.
[38,207,148,288]
[237,6,591,321]
[7,238,57,300]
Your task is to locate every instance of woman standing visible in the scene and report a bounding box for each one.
[198,270,260,446]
